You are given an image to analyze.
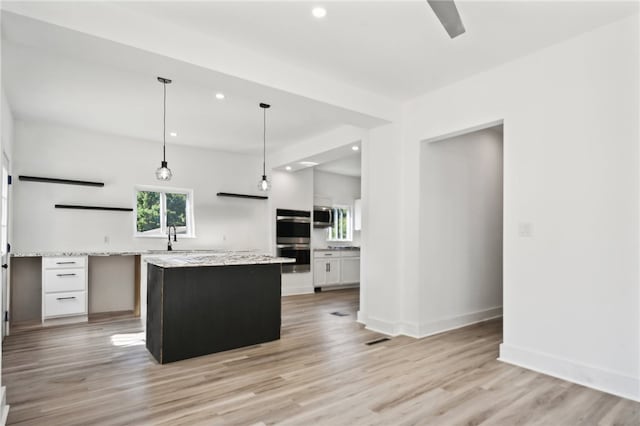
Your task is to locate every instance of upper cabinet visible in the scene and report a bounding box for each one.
[354,199,362,231]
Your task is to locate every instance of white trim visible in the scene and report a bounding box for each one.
[397,321,421,338]
[356,310,367,325]
[363,308,503,339]
[365,315,400,336]
[415,307,503,338]
[499,343,640,402]
[0,386,8,426]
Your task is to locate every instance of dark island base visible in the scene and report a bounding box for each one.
[146,263,282,364]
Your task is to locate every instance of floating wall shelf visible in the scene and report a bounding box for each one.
[217,192,268,200]
[19,175,104,187]
[55,204,133,212]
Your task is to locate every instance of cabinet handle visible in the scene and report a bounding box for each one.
[56,296,76,300]
[325,253,333,256]
[326,263,329,272]
[56,273,77,277]
[56,261,76,265]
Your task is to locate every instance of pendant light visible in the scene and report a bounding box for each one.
[258,102,271,192]
[155,76,173,181]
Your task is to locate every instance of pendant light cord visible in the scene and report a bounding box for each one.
[163,81,167,163]
[263,107,266,176]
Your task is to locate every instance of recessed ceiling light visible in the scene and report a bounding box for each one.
[215,93,225,100]
[312,7,326,19]
[352,145,359,151]
[299,161,319,167]
[170,132,178,137]
[285,166,292,171]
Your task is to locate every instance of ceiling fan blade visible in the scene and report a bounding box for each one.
[427,0,466,39]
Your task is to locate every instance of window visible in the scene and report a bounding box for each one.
[134,186,195,237]
[327,206,352,241]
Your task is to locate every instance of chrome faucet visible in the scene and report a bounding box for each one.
[167,225,177,251]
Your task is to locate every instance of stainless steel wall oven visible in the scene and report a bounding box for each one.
[276,209,311,273]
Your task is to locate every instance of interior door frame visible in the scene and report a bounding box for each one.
[1,152,11,338]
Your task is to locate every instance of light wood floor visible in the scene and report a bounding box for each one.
[3,289,638,425]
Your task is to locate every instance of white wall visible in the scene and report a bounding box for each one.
[419,127,503,334]
[358,123,403,332]
[362,15,640,400]
[12,120,270,253]
[312,170,361,248]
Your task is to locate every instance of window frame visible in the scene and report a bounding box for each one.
[326,204,353,242]
[133,185,196,238]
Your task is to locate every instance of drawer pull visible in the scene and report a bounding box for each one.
[56,273,77,277]
[56,261,76,265]
[56,296,76,300]
[325,253,333,256]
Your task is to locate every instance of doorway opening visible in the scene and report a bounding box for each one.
[419,122,504,344]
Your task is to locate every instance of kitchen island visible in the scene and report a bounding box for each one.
[145,253,294,364]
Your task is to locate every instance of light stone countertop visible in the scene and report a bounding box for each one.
[314,247,361,252]
[11,249,254,257]
[145,253,295,268]
[12,250,148,257]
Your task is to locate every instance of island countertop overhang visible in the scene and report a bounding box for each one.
[145,253,296,268]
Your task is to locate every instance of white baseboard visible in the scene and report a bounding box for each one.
[363,307,502,339]
[356,310,366,325]
[415,307,503,338]
[499,343,640,402]
[0,386,9,426]
[365,315,400,336]
[281,285,314,296]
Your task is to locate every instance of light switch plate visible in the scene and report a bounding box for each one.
[518,222,533,238]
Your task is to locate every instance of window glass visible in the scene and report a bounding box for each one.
[328,206,351,241]
[166,193,187,234]
[136,191,161,234]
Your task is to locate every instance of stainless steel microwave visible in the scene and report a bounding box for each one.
[313,206,333,228]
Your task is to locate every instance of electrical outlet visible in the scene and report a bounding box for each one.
[518,222,533,238]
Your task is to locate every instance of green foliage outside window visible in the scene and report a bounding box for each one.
[166,193,187,233]
[136,190,190,235]
[136,191,160,232]
[328,207,351,241]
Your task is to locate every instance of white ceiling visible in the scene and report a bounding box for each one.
[274,141,361,176]
[316,154,362,177]
[118,1,639,101]
[2,1,637,156]
[1,12,384,155]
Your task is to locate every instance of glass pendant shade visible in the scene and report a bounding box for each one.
[156,160,172,181]
[258,174,270,192]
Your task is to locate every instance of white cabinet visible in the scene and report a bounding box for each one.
[314,258,341,286]
[354,199,362,231]
[341,257,360,284]
[313,250,360,288]
[42,256,88,322]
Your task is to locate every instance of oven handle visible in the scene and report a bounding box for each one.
[277,244,311,249]
[276,217,311,223]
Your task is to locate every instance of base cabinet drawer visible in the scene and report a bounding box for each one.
[44,269,86,293]
[44,291,87,318]
[43,257,86,269]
